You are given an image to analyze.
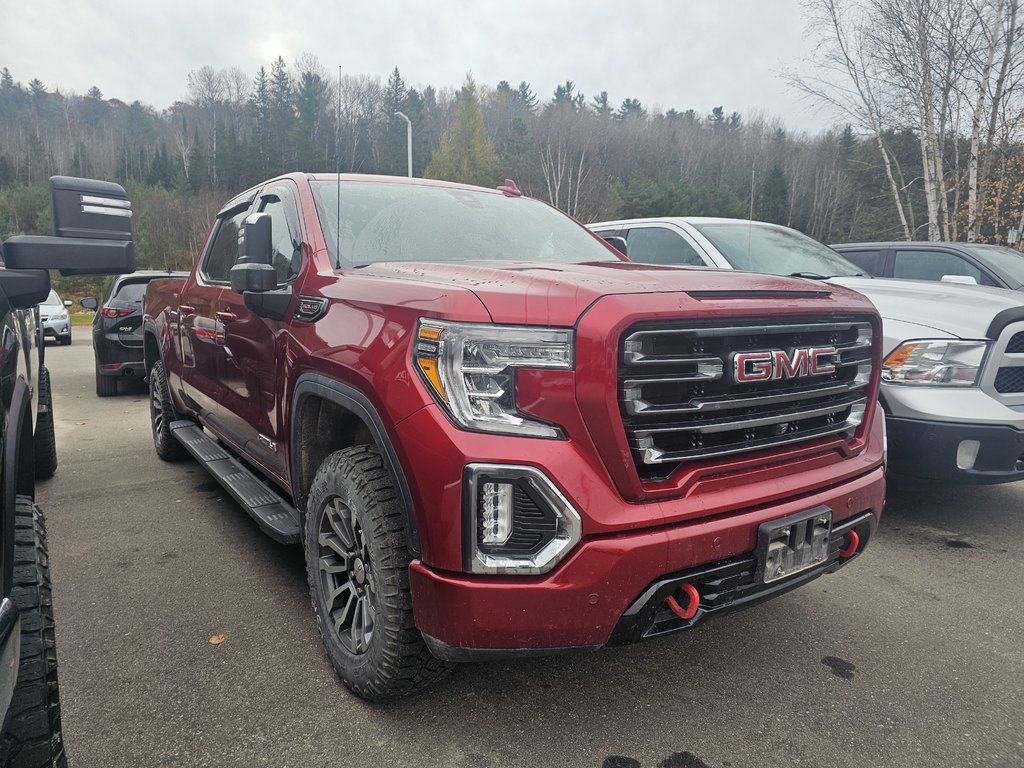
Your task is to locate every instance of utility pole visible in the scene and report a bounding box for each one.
[395,111,412,177]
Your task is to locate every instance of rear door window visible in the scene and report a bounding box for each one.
[111,281,149,305]
[625,226,705,266]
[838,249,886,277]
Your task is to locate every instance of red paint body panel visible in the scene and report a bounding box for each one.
[144,172,887,653]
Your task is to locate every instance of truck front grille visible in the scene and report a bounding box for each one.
[619,316,874,479]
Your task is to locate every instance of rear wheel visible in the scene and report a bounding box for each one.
[0,497,66,768]
[33,368,57,480]
[149,361,188,462]
[94,365,117,398]
[305,446,449,700]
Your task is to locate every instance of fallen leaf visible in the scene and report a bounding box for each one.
[209,633,226,646]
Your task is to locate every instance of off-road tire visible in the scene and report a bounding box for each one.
[149,360,187,462]
[33,368,57,480]
[0,497,66,768]
[305,446,450,701]
[94,365,117,398]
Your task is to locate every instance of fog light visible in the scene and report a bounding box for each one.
[464,464,582,575]
[480,482,513,545]
[956,439,981,470]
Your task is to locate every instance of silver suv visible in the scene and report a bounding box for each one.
[38,288,72,345]
[591,217,1024,484]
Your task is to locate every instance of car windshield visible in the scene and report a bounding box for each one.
[963,244,1024,284]
[310,180,619,268]
[44,290,61,305]
[691,221,863,277]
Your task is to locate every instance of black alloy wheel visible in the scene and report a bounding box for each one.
[317,497,377,655]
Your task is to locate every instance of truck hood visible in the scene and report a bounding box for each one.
[831,277,1024,340]
[359,261,859,325]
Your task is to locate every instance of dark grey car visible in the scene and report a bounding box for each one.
[832,241,1024,291]
[83,271,187,397]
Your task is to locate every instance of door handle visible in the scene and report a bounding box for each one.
[216,311,238,323]
[179,305,195,314]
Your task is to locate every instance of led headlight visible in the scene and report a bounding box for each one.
[415,319,573,438]
[54,311,68,321]
[882,340,988,386]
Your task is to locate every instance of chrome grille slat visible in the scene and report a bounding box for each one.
[619,316,875,478]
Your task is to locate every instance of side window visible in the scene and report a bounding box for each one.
[893,250,983,283]
[625,227,705,266]
[201,207,250,283]
[839,249,885,276]
[257,191,303,285]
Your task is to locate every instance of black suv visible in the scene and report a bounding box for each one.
[83,271,187,397]
[0,176,135,767]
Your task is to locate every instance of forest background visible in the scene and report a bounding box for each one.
[2,0,1023,298]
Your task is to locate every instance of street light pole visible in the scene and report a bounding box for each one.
[394,111,412,177]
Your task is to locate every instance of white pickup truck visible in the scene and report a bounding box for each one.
[591,216,1024,484]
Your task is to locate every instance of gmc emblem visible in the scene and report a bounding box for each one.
[733,346,837,383]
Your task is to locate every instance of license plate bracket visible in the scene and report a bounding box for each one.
[755,506,833,584]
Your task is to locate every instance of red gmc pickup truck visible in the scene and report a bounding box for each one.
[143,173,886,700]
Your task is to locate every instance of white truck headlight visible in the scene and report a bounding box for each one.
[882,340,988,387]
[415,319,573,438]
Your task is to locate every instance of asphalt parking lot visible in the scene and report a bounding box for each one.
[36,335,1024,768]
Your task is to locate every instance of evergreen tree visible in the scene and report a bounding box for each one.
[424,75,500,187]
[249,66,271,177]
[591,91,613,118]
[381,67,409,175]
[616,98,646,120]
[759,164,789,224]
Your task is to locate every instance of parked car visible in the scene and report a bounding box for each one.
[81,271,188,397]
[37,289,72,346]
[590,217,1024,485]
[832,240,1024,291]
[0,175,136,766]
[144,174,885,700]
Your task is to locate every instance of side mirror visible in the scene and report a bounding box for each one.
[1,269,51,310]
[941,274,978,286]
[81,297,99,311]
[603,236,627,256]
[230,262,276,294]
[63,299,73,307]
[1,176,136,276]
[239,212,273,265]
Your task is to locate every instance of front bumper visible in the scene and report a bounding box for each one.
[410,464,884,655]
[41,319,70,338]
[887,416,1024,483]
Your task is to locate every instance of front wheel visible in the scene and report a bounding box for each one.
[305,446,449,700]
[0,498,67,768]
[148,361,188,462]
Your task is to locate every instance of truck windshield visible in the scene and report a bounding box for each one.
[962,244,1024,285]
[310,180,619,268]
[691,221,863,277]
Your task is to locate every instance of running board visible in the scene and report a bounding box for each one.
[169,420,301,544]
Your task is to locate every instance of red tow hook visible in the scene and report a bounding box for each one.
[665,582,701,621]
[839,529,860,559]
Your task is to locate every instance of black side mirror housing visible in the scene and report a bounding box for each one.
[1,176,136,276]
[1,269,51,310]
[239,212,273,265]
[604,236,627,256]
[230,262,277,294]
[81,297,99,311]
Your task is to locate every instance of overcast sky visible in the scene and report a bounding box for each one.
[1,0,836,131]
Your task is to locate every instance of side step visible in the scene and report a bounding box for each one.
[169,420,301,544]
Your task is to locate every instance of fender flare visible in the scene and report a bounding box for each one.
[291,373,420,556]
[1,377,33,598]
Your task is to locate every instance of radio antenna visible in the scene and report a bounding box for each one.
[336,65,342,267]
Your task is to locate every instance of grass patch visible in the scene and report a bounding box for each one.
[71,313,95,327]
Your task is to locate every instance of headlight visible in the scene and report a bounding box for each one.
[882,340,988,386]
[415,319,573,438]
[54,311,68,320]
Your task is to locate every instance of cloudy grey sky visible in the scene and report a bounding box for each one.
[2,0,834,130]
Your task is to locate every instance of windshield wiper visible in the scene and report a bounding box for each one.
[788,271,830,280]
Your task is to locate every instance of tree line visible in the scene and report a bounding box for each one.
[3,8,1024,289]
